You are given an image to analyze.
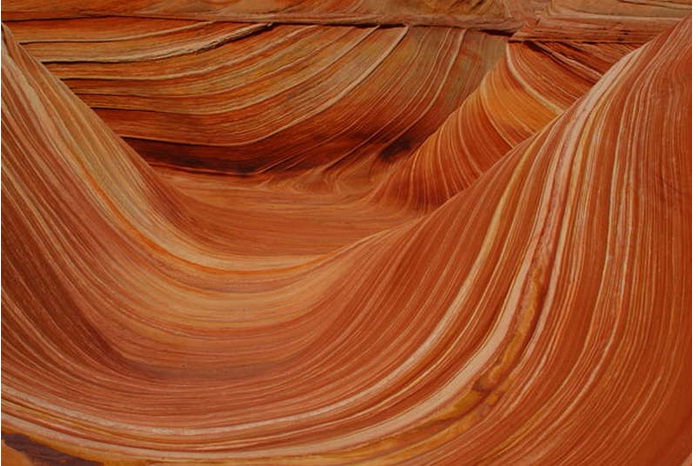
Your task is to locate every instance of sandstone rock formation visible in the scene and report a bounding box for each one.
[1,1,691,464]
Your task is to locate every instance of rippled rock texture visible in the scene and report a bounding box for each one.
[1,0,691,464]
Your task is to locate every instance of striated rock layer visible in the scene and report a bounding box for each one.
[0,1,692,465]
[369,39,639,211]
[3,17,507,179]
[1,0,538,30]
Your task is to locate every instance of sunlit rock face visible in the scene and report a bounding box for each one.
[1,0,691,464]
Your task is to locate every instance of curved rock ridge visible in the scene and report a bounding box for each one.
[367,0,690,212]
[3,18,507,178]
[369,39,638,211]
[1,24,426,267]
[2,5,691,463]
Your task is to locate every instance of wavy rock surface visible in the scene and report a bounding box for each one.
[4,17,506,179]
[370,39,638,211]
[1,2,692,465]
[369,0,689,211]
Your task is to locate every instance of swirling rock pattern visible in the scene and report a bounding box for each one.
[369,39,639,210]
[1,0,692,464]
[4,18,508,178]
